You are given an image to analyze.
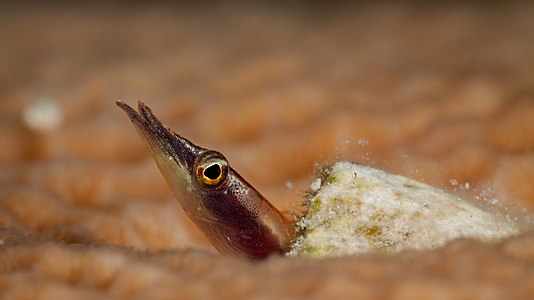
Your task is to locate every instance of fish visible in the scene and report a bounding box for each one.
[116,101,295,260]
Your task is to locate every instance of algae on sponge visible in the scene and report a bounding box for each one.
[288,161,519,257]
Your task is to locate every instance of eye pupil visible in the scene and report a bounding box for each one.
[196,156,227,187]
[204,164,221,180]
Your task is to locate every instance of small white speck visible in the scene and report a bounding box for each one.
[285,180,294,190]
[310,178,321,192]
[449,179,459,186]
[396,148,408,158]
[357,138,369,146]
[22,97,63,132]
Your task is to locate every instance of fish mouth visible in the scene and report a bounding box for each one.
[116,100,201,180]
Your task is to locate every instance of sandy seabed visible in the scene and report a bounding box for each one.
[0,2,534,299]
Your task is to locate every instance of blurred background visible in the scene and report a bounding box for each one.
[0,1,533,297]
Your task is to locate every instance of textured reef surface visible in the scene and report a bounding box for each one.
[1,2,534,299]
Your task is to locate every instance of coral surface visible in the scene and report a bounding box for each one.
[1,2,534,299]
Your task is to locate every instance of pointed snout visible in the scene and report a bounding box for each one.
[116,100,201,171]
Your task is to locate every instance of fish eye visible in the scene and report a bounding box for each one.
[196,156,228,187]
[204,163,222,180]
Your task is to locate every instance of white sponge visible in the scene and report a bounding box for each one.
[289,161,519,257]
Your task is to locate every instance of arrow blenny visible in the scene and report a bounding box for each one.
[117,101,294,260]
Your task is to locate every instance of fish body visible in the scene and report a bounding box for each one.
[117,101,294,260]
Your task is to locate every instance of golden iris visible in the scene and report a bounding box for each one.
[198,161,225,186]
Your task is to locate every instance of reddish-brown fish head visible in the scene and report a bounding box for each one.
[116,101,294,260]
